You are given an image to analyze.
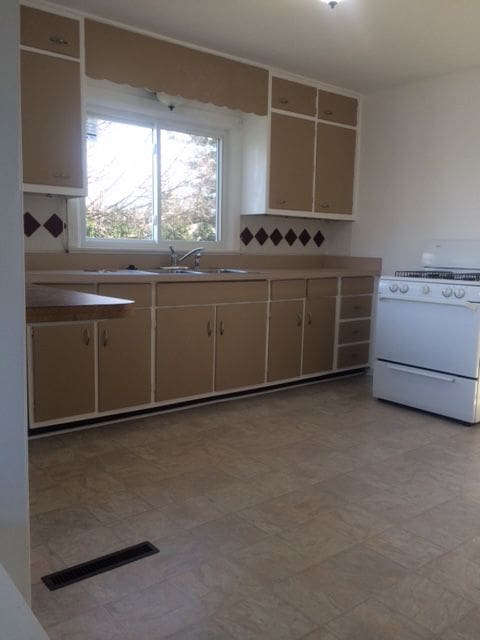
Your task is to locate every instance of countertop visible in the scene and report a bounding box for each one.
[26,267,376,285]
[26,284,134,323]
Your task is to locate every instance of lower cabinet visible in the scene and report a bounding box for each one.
[98,309,152,412]
[31,323,95,422]
[268,300,303,382]
[216,303,268,391]
[302,298,336,375]
[156,306,215,401]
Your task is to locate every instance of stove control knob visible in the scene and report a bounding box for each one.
[389,283,399,292]
[442,287,453,298]
[399,284,409,294]
[454,288,466,299]
[421,285,430,294]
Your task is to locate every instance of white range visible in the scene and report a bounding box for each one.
[373,240,480,423]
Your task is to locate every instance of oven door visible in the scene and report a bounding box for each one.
[375,295,480,378]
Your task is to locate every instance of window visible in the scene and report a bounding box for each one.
[82,111,223,247]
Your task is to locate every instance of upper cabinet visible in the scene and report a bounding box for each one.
[21,6,80,58]
[20,6,85,196]
[271,77,317,117]
[243,75,359,221]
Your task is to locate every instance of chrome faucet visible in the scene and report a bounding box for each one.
[169,246,204,270]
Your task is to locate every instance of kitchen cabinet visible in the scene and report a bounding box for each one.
[31,323,95,423]
[302,298,336,375]
[20,6,85,196]
[268,300,303,381]
[315,123,356,216]
[98,309,152,412]
[269,113,315,212]
[21,5,80,58]
[317,89,358,126]
[271,77,317,116]
[97,283,152,411]
[337,276,373,370]
[21,50,84,193]
[156,306,215,401]
[216,303,268,391]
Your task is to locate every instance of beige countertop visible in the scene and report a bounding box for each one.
[26,284,134,323]
[26,267,377,285]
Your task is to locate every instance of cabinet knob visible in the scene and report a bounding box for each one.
[102,329,109,347]
[320,202,330,209]
[83,328,90,346]
[277,199,287,205]
[49,35,69,45]
[219,320,224,336]
[323,109,334,116]
[296,313,302,327]
[307,312,312,325]
[53,172,71,179]
[279,98,289,105]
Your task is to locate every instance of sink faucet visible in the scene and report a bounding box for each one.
[169,246,204,270]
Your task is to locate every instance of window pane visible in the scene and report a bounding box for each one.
[160,130,219,242]
[86,117,154,240]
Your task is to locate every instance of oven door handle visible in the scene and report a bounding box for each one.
[386,363,456,383]
[379,295,479,312]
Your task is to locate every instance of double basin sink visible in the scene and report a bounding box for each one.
[150,267,254,275]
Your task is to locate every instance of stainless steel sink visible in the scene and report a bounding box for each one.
[149,267,256,275]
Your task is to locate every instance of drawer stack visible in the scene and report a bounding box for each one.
[337,276,374,369]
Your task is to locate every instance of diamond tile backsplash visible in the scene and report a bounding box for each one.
[239,215,350,255]
[23,194,68,252]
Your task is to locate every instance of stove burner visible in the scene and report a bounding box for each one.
[395,270,480,281]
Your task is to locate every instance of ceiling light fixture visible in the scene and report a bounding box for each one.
[321,0,342,8]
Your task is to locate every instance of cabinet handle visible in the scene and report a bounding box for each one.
[279,98,289,105]
[296,313,303,327]
[320,202,330,209]
[323,109,334,116]
[102,328,109,347]
[207,320,212,337]
[352,329,360,335]
[49,35,69,45]
[219,320,225,336]
[53,172,71,179]
[307,312,312,325]
[353,305,361,311]
[277,199,287,205]
[83,328,90,346]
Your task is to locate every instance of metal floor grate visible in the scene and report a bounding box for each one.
[42,541,159,591]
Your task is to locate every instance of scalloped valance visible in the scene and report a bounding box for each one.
[85,20,269,116]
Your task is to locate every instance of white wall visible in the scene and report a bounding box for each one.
[0,0,30,597]
[351,68,480,274]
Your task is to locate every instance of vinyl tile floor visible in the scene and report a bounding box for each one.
[28,374,480,639]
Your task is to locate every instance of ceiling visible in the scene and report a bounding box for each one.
[54,0,480,93]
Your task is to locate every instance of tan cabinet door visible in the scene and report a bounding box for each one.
[268,301,303,382]
[315,123,356,215]
[269,113,315,212]
[21,50,83,189]
[302,298,336,375]
[216,303,267,391]
[98,309,152,412]
[31,323,95,423]
[156,306,215,401]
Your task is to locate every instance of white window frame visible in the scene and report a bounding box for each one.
[68,80,242,252]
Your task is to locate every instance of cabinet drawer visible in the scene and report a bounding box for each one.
[341,276,374,295]
[21,6,80,58]
[307,278,338,299]
[317,89,358,126]
[157,281,268,306]
[98,283,151,307]
[338,319,371,344]
[271,77,317,116]
[337,343,370,369]
[340,295,372,319]
[271,279,306,300]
